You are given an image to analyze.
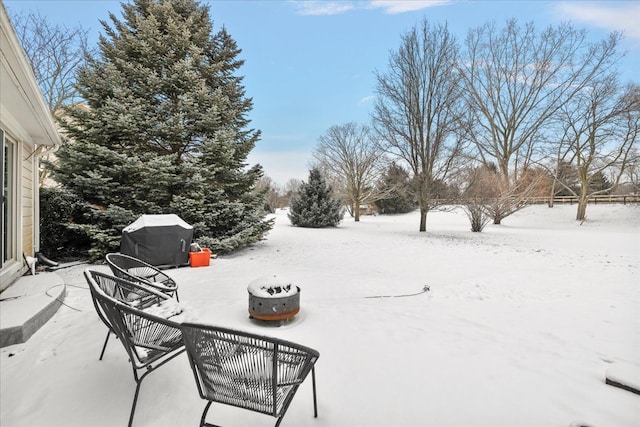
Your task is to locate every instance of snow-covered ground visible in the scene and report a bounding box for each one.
[1,204,639,427]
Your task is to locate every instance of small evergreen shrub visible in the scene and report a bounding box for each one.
[289,168,344,228]
[39,187,91,259]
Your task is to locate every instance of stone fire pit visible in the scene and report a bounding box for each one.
[248,276,300,321]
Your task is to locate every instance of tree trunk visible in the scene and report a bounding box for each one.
[576,168,589,221]
[576,195,588,221]
[493,202,502,224]
[419,208,427,231]
[354,204,361,222]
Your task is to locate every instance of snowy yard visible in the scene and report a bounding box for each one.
[1,204,639,427]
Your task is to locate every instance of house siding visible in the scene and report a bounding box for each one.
[22,142,34,257]
[0,3,59,290]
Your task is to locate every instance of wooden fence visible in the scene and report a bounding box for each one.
[525,195,640,205]
[428,194,640,206]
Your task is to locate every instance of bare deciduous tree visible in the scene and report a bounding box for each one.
[284,179,301,198]
[373,19,465,232]
[10,10,91,185]
[458,20,623,223]
[255,175,279,213]
[314,123,387,221]
[556,80,639,220]
[460,165,497,232]
[461,162,549,230]
[11,10,90,114]
[619,147,640,193]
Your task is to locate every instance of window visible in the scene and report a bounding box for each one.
[1,129,15,267]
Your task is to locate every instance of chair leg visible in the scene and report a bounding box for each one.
[312,366,318,418]
[124,350,185,427]
[274,368,318,427]
[128,368,154,427]
[201,401,219,427]
[128,378,143,427]
[99,331,111,360]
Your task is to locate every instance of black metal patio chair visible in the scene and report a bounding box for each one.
[180,323,319,427]
[85,270,169,360]
[106,252,179,301]
[85,270,185,427]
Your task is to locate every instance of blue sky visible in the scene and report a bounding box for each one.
[5,0,640,185]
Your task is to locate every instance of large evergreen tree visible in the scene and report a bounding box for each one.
[53,0,272,259]
[375,162,416,214]
[288,168,344,228]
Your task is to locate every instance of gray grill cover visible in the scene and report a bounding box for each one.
[120,214,193,267]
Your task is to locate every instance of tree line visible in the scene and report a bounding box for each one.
[309,19,639,231]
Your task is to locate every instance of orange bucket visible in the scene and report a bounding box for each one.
[189,248,211,267]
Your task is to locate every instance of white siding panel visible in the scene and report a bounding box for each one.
[22,143,34,256]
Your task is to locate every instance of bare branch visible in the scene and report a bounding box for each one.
[557,78,639,219]
[313,123,387,221]
[10,10,91,115]
[372,19,465,231]
[9,9,93,185]
[457,20,624,222]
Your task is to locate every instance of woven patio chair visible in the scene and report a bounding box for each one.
[85,270,169,360]
[85,271,185,427]
[106,252,179,301]
[181,323,319,427]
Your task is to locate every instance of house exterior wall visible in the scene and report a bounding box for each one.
[22,142,35,257]
[0,2,60,290]
[1,129,29,289]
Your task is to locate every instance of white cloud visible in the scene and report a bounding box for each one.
[358,95,375,105]
[291,0,450,16]
[293,1,355,16]
[557,2,640,44]
[369,0,451,14]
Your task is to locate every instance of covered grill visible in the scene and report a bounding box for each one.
[120,214,193,267]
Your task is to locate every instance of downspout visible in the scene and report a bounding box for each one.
[31,142,60,255]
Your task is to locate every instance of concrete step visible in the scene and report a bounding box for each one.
[0,272,65,348]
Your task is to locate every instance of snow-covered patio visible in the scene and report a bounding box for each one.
[1,204,639,427]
